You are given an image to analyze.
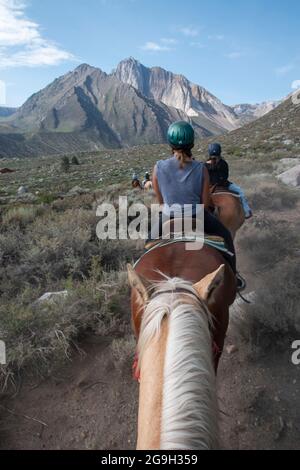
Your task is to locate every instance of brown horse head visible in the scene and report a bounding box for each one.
[129,243,236,368]
[210,188,245,240]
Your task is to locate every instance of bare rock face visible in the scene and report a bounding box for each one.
[277,164,300,187]
[115,57,239,132]
[0,58,285,158]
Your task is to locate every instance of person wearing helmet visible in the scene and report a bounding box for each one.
[206,143,252,219]
[152,121,237,275]
[132,173,141,189]
[142,172,151,187]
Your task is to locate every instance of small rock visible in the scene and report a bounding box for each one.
[226,345,238,355]
[17,192,37,202]
[17,186,28,195]
[68,186,90,196]
[34,291,68,305]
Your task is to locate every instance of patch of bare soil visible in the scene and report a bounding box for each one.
[0,336,138,450]
[1,326,299,450]
[218,332,300,449]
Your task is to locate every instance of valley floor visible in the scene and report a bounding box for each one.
[0,150,299,450]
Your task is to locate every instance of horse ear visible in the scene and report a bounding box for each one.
[193,265,225,304]
[127,264,150,304]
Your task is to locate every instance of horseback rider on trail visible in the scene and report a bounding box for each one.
[152,121,242,285]
[142,172,152,189]
[132,173,142,189]
[206,143,253,219]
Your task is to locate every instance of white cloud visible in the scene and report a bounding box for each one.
[208,34,225,41]
[0,79,6,104]
[190,42,205,49]
[276,64,295,76]
[178,26,199,37]
[0,0,75,68]
[225,51,243,60]
[161,38,178,45]
[291,80,300,90]
[141,41,172,52]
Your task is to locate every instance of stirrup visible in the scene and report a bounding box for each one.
[236,272,247,292]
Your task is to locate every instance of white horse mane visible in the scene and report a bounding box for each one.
[138,277,219,450]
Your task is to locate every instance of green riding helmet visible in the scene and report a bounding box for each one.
[167,121,195,149]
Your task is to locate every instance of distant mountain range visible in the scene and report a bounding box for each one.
[0,58,281,158]
[0,107,17,118]
[233,101,281,125]
[207,93,300,160]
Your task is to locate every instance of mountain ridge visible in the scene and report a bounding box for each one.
[0,58,283,158]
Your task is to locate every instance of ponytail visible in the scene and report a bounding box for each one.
[172,148,193,169]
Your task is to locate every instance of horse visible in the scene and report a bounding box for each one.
[143,180,153,191]
[209,186,245,240]
[128,241,236,450]
[132,180,142,190]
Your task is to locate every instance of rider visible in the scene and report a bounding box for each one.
[152,121,237,276]
[206,143,253,219]
[132,173,141,187]
[142,172,151,188]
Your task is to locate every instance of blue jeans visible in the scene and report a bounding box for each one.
[228,183,252,217]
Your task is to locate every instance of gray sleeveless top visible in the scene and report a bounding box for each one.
[156,156,204,215]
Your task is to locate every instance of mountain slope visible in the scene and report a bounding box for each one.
[0,59,287,159]
[0,62,224,158]
[204,94,300,159]
[0,107,17,118]
[0,65,194,157]
[233,101,280,125]
[115,57,239,133]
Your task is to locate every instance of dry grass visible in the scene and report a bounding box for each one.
[235,210,300,356]
[2,205,46,228]
[110,336,136,373]
[0,187,140,391]
[246,181,299,211]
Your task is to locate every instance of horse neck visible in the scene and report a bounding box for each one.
[137,285,219,450]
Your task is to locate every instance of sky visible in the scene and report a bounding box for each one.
[0,0,300,107]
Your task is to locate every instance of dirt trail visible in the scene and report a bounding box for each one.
[1,325,299,450]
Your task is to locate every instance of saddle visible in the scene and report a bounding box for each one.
[210,185,240,198]
[136,217,234,271]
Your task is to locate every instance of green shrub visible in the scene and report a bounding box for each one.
[61,156,70,173]
[71,156,80,165]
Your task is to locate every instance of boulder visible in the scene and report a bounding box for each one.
[17,186,28,195]
[277,164,300,188]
